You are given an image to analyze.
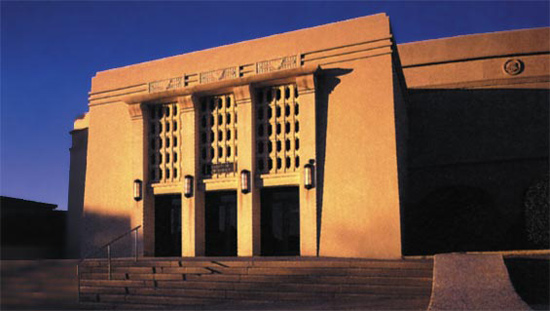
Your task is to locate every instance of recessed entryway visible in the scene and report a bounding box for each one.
[154,194,181,257]
[205,191,237,256]
[261,186,300,256]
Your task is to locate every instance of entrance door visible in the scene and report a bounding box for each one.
[154,195,181,257]
[261,187,300,256]
[205,191,237,256]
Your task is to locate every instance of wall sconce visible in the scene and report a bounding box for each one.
[304,163,314,190]
[184,175,194,198]
[133,179,143,201]
[240,170,250,194]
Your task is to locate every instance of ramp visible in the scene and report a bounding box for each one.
[428,253,530,310]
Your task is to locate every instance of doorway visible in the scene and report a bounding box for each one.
[261,186,300,256]
[205,191,237,256]
[154,194,181,257]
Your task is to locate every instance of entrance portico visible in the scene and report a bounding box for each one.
[125,67,319,257]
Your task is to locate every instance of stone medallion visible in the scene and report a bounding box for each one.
[503,59,524,76]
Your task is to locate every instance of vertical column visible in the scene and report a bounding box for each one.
[296,74,317,256]
[128,103,152,256]
[235,85,261,256]
[178,95,205,257]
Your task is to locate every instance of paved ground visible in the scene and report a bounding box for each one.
[1,259,80,310]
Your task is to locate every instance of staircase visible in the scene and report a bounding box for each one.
[79,257,433,310]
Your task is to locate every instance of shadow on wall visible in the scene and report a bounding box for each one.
[81,210,134,259]
[505,256,550,310]
[315,68,353,255]
[402,88,549,255]
[67,128,88,259]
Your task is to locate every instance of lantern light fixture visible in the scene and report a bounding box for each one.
[133,179,143,201]
[184,175,194,198]
[304,163,314,190]
[240,170,251,194]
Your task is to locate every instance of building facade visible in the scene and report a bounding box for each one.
[68,14,550,259]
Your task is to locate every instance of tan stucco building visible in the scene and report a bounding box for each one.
[67,14,550,259]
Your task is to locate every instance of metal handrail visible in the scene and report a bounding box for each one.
[76,225,141,302]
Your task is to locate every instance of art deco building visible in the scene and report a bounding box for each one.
[67,14,549,259]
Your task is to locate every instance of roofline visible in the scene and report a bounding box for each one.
[95,13,388,76]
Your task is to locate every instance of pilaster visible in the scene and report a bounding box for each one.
[235,85,261,256]
[127,103,151,256]
[296,74,318,256]
[177,95,205,256]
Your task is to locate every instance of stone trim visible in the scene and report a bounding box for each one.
[128,103,145,120]
[296,74,316,94]
[176,95,196,112]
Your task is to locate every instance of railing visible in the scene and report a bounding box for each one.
[76,225,141,302]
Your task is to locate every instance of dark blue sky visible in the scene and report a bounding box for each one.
[1,1,549,210]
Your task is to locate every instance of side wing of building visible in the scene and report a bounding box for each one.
[398,28,550,255]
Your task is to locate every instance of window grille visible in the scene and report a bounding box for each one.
[256,84,300,175]
[149,103,180,183]
[199,94,238,179]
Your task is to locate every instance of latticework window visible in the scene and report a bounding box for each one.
[199,94,238,179]
[256,84,300,175]
[149,104,180,184]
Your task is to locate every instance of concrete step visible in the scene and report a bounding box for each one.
[208,297,431,311]
[80,266,432,278]
[243,267,432,277]
[81,258,432,269]
[181,272,432,285]
[80,293,226,306]
[81,257,433,269]
[238,274,432,286]
[82,272,186,281]
[82,260,218,268]
[80,301,177,309]
[81,279,154,287]
[154,280,430,293]
[81,296,430,310]
[81,280,431,295]
[248,259,433,269]
[79,265,212,274]
[82,289,429,307]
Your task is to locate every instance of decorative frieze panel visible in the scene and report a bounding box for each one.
[149,103,181,184]
[147,54,300,94]
[199,94,238,179]
[149,77,184,93]
[255,84,300,175]
[200,67,238,84]
[256,55,298,74]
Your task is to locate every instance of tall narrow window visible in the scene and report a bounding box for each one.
[199,94,238,179]
[149,103,180,184]
[255,84,300,175]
